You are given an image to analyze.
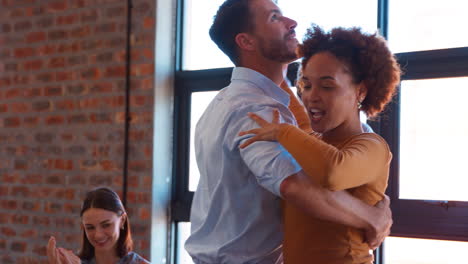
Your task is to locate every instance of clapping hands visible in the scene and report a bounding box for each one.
[47,236,81,264]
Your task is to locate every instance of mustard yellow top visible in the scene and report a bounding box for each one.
[277,124,392,264]
[280,81,313,134]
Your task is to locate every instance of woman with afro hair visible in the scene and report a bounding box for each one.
[239,24,401,263]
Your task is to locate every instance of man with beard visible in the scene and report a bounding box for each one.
[185,0,392,263]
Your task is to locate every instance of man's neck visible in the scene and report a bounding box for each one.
[239,58,288,86]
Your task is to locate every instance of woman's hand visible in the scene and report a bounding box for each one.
[57,248,81,264]
[47,236,60,264]
[238,109,284,149]
[47,236,80,264]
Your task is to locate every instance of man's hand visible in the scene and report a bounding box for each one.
[365,195,392,249]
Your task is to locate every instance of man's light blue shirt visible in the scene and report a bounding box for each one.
[185,67,302,264]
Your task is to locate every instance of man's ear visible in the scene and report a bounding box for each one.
[235,33,256,52]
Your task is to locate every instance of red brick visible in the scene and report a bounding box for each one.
[103,96,124,107]
[14,47,35,58]
[26,31,46,43]
[57,14,78,25]
[25,6,45,16]
[90,113,112,123]
[36,73,54,83]
[81,68,101,80]
[11,241,27,252]
[70,25,91,38]
[0,213,10,224]
[80,98,100,109]
[37,46,55,57]
[56,71,75,82]
[61,133,74,141]
[20,173,43,184]
[32,101,51,111]
[0,104,7,112]
[143,17,154,29]
[68,114,88,124]
[2,227,16,237]
[105,65,126,78]
[131,95,147,107]
[14,20,32,32]
[44,86,62,96]
[44,202,62,214]
[49,57,66,68]
[56,100,75,111]
[12,214,29,224]
[131,63,153,76]
[36,17,54,28]
[48,30,67,41]
[32,216,50,226]
[90,82,113,93]
[20,229,37,238]
[10,102,29,113]
[47,1,67,12]
[24,88,42,97]
[23,60,43,71]
[81,9,98,23]
[14,160,28,170]
[95,23,116,34]
[4,117,21,127]
[33,245,47,257]
[45,115,65,125]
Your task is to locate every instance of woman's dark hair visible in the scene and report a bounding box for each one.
[78,187,133,260]
[209,0,255,65]
[297,25,401,118]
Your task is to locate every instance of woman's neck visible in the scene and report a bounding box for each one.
[322,119,363,145]
[94,250,120,264]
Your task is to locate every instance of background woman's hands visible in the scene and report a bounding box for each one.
[239,109,285,148]
[47,236,81,264]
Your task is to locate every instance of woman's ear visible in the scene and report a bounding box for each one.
[357,83,368,103]
[235,33,255,52]
[120,214,127,229]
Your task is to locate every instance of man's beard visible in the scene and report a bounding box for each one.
[258,34,297,63]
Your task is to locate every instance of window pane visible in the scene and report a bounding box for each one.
[399,78,468,201]
[385,237,468,264]
[280,0,378,39]
[189,91,218,192]
[182,0,377,71]
[182,0,233,70]
[176,222,194,264]
[389,0,468,53]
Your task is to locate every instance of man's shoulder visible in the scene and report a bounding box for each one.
[224,83,287,111]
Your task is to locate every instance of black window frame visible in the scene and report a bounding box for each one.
[171,0,468,263]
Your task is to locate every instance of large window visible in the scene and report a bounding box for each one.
[172,0,468,263]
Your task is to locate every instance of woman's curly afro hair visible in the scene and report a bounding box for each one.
[297,25,401,118]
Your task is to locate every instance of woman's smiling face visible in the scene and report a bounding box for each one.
[300,51,364,135]
[82,208,124,254]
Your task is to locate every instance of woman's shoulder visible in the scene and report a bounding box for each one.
[341,132,391,155]
[121,252,151,264]
[346,132,388,145]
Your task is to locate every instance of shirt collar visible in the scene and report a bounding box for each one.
[231,67,290,106]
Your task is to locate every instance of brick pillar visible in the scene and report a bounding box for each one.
[0,0,156,263]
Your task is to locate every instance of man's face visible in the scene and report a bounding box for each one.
[249,0,298,63]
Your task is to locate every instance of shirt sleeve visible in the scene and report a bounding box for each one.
[234,105,302,197]
[277,124,391,191]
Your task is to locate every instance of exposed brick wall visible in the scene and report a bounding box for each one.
[0,0,155,263]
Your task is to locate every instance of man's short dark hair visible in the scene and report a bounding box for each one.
[209,0,255,65]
